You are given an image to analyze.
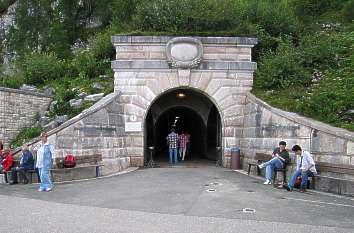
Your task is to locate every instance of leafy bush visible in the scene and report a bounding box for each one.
[11,126,42,149]
[89,31,115,60]
[71,49,97,78]
[342,0,354,23]
[244,0,299,37]
[297,32,354,129]
[255,31,354,131]
[291,0,343,20]
[0,74,25,88]
[133,0,240,32]
[0,0,15,13]
[300,34,339,70]
[47,77,77,117]
[255,38,310,89]
[19,52,66,85]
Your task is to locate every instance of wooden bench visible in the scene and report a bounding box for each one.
[50,154,104,181]
[247,153,288,185]
[3,160,37,184]
[310,162,354,189]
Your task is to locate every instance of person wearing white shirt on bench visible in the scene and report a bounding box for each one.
[284,145,317,192]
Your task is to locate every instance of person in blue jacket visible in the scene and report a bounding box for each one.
[10,145,35,184]
[34,133,55,192]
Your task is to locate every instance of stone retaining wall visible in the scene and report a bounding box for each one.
[32,93,131,176]
[0,87,52,145]
[242,93,354,195]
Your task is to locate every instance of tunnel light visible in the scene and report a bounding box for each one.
[176,93,186,98]
[175,116,180,119]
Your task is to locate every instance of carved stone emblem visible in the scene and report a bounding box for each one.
[166,37,203,69]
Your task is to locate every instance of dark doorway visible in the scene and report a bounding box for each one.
[144,89,221,163]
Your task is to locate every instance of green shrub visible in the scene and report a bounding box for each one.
[48,78,77,117]
[300,33,345,70]
[297,32,354,129]
[111,0,140,27]
[133,0,240,32]
[19,52,66,85]
[0,0,15,14]
[11,126,42,149]
[255,38,310,89]
[291,0,343,19]
[89,31,115,60]
[0,74,26,89]
[342,0,354,23]
[71,49,97,79]
[244,0,299,37]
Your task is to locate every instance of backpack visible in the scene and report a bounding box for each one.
[63,154,76,168]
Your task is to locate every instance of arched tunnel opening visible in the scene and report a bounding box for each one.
[145,89,221,163]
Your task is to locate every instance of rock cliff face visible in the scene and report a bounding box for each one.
[0,1,17,71]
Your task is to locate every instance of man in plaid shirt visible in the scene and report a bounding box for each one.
[166,129,179,164]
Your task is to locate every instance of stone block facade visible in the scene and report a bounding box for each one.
[0,87,52,145]
[111,36,258,167]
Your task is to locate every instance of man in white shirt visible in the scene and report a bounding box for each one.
[284,145,317,192]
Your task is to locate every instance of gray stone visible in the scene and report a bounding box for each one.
[55,115,69,125]
[71,87,79,92]
[343,109,354,121]
[99,74,110,79]
[42,86,55,96]
[92,82,104,90]
[43,120,59,131]
[78,92,88,99]
[39,116,49,127]
[69,99,84,109]
[49,100,58,112]
[20,84,38,92]
[84,93,105,102]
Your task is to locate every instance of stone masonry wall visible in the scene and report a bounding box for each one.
[242,93,354,195]
[38,93,131,175]
[0,87,52,145]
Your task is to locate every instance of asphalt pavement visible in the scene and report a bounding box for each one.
[0,163,353,233]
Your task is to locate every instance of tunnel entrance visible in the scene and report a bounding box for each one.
[145,89,221,163]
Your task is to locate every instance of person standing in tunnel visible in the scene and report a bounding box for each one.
[179,132,188,161]
[185,132,191,160]
[166,128,179,164]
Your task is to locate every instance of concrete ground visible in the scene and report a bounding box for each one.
[0,163,354,233]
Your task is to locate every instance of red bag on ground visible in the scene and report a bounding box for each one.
[63,154,76,168]
[294,176,302,188]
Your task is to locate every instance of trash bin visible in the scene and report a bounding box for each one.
[231,147,241,170]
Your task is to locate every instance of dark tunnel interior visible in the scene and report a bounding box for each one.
[145,89,221,163]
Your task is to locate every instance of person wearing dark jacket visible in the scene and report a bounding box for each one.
[10,145,34,185]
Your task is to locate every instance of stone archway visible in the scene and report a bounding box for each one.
[144,88,222,163]
[112,35,258,167]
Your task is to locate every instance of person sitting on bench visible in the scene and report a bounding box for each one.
[10,145,35,185]
[1,148,14,174]
[284,145,317,193]
[257,141,290,185]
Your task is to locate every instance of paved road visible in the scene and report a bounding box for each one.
[0,165,354,233]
